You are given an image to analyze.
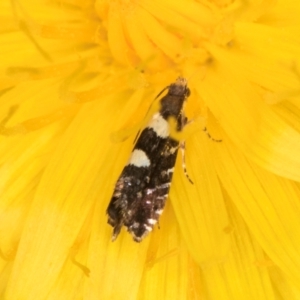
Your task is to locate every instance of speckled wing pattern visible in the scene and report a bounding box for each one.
[106,77,190,242]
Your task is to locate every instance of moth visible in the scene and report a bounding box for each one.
[106,77,191,242]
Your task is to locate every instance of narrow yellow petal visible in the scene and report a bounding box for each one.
[171,132,230,263]
[107,5,137,66]
[138,205,190,300]
[202,199,276,300]
[123,8,169,70]
[215,138,300,289]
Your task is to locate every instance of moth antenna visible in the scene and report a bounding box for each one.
[203,127,222,142]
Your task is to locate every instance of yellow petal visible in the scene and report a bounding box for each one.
[215,138,300,289]
[171,132,230,263]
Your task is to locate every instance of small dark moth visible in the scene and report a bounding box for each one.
[106,77,191,242]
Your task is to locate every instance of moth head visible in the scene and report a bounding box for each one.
[169,77,191,98]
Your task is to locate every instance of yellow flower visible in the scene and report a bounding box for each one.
[1,0,300,299]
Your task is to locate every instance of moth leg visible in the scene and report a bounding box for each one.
[179,141,193,184]
[184,117,222,143]
[202,127,222,142]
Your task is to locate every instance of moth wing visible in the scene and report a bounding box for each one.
[124,186,169,242]
[124,139,179,241]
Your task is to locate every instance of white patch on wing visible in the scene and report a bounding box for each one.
[144,224,152,231]
[157,183,170,189]
[148,113,169,138]
[167,167,174,174]
[147,218,157,225]
[127,149,150,167]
